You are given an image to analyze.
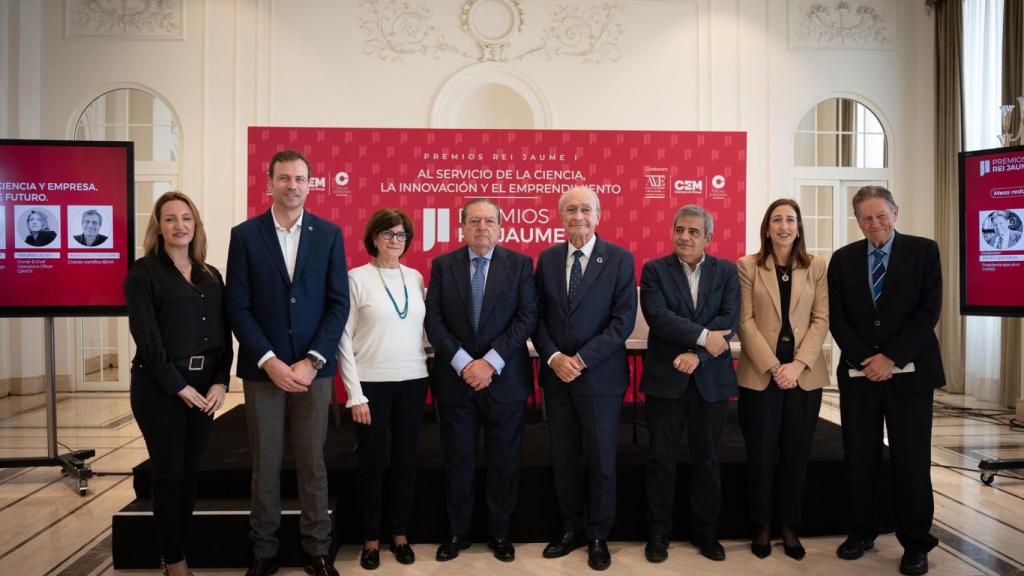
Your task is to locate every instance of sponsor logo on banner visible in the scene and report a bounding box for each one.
[332,171,351,195]
[980,160,991,177]
[673,178,704,194]
[643,166,669,198]
[422,208,450,252]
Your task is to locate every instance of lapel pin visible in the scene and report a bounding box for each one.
[308,226,314,231]
[596,257,604,263]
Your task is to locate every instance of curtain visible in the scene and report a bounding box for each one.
[1000,0,1022,408]
[934,0,965,393]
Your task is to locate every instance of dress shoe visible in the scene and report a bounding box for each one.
[245,556,279,576]
[751,541,771,558]
[690,535,726,561]
[435,536,471,561]
[784,541,806,560]
[303,555,339,576]
[543,531,586,558]
[489,537,516,562]
[644,535,669,563]
[359,547,380,570]
[836,536,875,560]
[587,539,611,571]
[899,551,929,575]
[390,542,415,565]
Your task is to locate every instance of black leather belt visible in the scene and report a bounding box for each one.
[174,355,212,371]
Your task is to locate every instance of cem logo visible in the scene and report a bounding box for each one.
[673,179,703,194]
[421,208,451,252]
[308,176,327,192]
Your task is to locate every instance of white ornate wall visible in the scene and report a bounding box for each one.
[0,0,937,391]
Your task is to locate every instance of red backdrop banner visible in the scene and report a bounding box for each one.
[247,127,747,276]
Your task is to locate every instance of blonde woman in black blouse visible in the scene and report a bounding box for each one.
[125,191,232,576]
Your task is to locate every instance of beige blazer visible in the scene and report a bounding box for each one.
[736,254,829,391]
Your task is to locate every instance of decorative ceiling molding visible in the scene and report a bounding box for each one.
[790,1,890,50]
[360,0,623,64]
[66,0,184,39]
[359,0,472,61]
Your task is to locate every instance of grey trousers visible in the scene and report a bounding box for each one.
[244,377,332,558]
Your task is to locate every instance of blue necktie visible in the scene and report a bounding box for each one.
[568,249,583,303]
[471,256,486,331]
[871,249,886,305]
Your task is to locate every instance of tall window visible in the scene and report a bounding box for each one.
[792,97,891,382]
[71,87,181,390]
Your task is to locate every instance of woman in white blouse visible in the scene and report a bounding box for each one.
[337,209,429,570]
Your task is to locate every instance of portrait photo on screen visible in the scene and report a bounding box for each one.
[980,209,1023,251]
[68,205,113,249]
[14,205,61,249]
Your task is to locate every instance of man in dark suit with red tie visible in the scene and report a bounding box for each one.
[424,198,538,563]
[828,186,944,576]
[533,186,636,571]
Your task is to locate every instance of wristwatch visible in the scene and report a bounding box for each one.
[306,353,326,371]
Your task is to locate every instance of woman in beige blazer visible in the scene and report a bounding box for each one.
[736,198,829,561]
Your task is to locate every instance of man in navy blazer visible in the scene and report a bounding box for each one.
[639,204,738,563]
[829,186,943,576]
[227,150,349,576]
[533,186,636,571]
[424,198,537,563]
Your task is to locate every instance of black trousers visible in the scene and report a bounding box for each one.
[130,365,215,564]
[645,383,729,538]
[840,379,938,553]
[738,385,822,528]
[354,378,429,541]
[545,386,623,540]
[438,391,525,539]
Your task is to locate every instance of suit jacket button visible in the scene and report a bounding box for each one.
[290,297,296,304]
[288,329,294,335]
[874,320,881,326]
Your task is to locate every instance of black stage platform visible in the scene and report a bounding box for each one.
[113,401,893,568]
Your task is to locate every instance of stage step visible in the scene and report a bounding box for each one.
[112,497,338,569]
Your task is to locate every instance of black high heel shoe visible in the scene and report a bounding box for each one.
[751,525,771,558]
[782,527,805,560]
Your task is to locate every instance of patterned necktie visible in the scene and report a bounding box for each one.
[471,256,486,331]
[871,249,886,305]
[568,250,584,303]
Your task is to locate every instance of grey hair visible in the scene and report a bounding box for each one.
[673,204,713,236]
[852,185,898,217]
[558,186,601,213]
[460,198,501,225]
[80,209,102,225]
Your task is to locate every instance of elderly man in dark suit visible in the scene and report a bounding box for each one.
[828,186,944,576]
[424,198,537,563]
[227,150,349,576]
[640,204,738,564]
[533,186,636,571]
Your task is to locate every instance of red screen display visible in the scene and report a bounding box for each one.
[0,140,134,317]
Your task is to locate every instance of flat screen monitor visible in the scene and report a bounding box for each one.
[959,144,1024,317]
[0,139,134,317]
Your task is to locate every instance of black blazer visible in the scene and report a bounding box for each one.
[25,230,57,247]
[424,245,538,404]
[533,236,637,396]
[226,209,350,381]
[639,253,739,402]
[828,231,945,392]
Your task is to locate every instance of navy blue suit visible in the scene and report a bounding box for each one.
[533,236,636,539]
[226,209,349,379]
[226,208,349,558]
[424,244,537,539]
[829,231,943,554]
[639,253,739,538]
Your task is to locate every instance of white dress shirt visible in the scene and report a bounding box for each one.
[679,253,709,347]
